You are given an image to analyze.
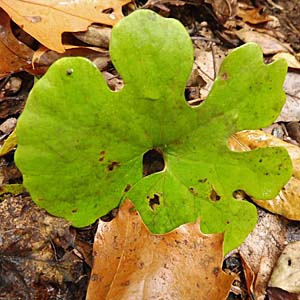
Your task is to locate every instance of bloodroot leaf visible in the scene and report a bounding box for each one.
[15,9,292,253]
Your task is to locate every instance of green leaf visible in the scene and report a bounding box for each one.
[15,9,292,253]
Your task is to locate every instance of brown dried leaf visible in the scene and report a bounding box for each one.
[273,53,300,69]
[87,199,234,300]
[0,9,34,77]
[237,6,272,25]
[205,0,237,23]
[236,29,292,54]
[238,210,287,300]
[240,253,255,297]
[267,287,300,300]
[0,0,131,53]
[269,241,300,293]
[0,195,88,299]
[228,130,300,220]
[31,45,107,75]
[277,72,300,122]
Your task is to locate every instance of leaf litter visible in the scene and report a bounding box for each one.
[0,195,90,300]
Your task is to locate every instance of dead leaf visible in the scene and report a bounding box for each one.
[236,29,292,54]
[0,117,16,135]
[229,130,300,221]
[31,45,107,76]
[267,287,300,300]
[240,253,255,298]
[286,122,300,143]
[73,25,111,48]
[0,195,88,299]
[87,199,234,300]
[0,0,131,53]
[0,9,34,77]
[238,209,287,300]
[269,241,300,293]
[277,72,300,122]
[273,52,300,69]
[205,0,237,23]
[188,43,225,105]
[237,5,273,25]
[0,128,17,156]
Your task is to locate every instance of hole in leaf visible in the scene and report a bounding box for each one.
[143,148,165,176]
[66,69,73,76]
[210,188,221,201]
[123,184,132,193]
[148,194,160,210]
[189,186,198,196]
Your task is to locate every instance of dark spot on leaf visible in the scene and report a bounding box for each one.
[124,184,132,193]
[221,72,228,80]
[189,186,198,196]
[121,280,130,286]
[91,274,98,281]
[72,208,78,213]
[102,8,114,14]
[138,261,145,269]
[288,259,292,266]
[213,267,219,276]
[143,148,165,176]
[99,150,106,162]
[210,188,221,201]
[148,194,160,210]
[265,172,269,176]
[198,178,207,183]
[66,69,73,75]
[259,159,263,163]
[107,161,120,171]
[226,220,230,224]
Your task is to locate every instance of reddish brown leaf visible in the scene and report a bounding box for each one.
[0,9,34,77]
[86,199,234,300]
[237,5,273,25]
[0,0,131,53]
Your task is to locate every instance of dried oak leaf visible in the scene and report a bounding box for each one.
[86,199,234,300]
[0,0,131,53]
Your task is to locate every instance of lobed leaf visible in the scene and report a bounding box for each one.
[15,10,292,252]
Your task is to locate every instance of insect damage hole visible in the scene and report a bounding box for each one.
[148,194,160,210]
[143,148,165,176]
[210,188,221,201]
